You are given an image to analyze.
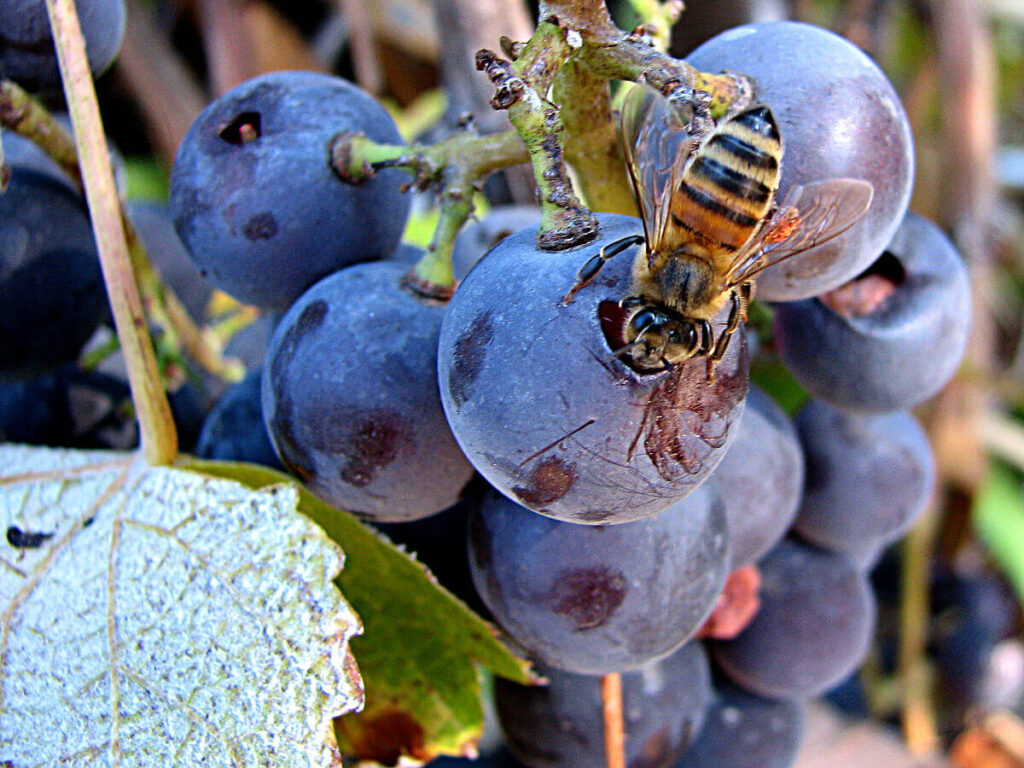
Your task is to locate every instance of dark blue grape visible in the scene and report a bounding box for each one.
[675,679,805,768]
[125,201,213,322]
[687,21,914,300]
[496,642,712,768]
[710,385,803,569]
[195,369,283,470]
[170,71,410,310]
[712,538,875,699]
[791,400,934,562]
[0,168,107,382]
[773,213,970,413]
[0,0,125,92]
[262,259,473,521]
[468,484,728,675]
[452,205,541,281]
[438,214,748,525]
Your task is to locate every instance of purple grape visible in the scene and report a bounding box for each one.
[468,484,728,675]
[791,400,934,561]
[687,21,914,300]
[0,168,107,382]
[170,71,410,310]
[675,679,805,768]
[438,214,748,525]
[195,369,283,471]
[773,213,970,413]
[262,260,474,521]
[710,385,803,569]
[0,0,125,92]
[125,201,212,322]
[495,642,712,768]
[451,205,542,281]
[712,538,875,699]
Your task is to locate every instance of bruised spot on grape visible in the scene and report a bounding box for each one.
[513,456,576,506]
[632,727,675,768]
[243,211,278,241]
[550,566,627,630]
[336,410,412,487]
[337,709,428,765]
[448,311,493,407]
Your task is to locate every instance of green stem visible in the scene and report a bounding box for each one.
[625,0,684,52]
[0,79,82,185]
[45,0,178,465]
[478,19,599,249]
[332,129,530,296]
[553,59,636,215]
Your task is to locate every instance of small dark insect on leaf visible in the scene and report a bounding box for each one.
[6,525,55,549]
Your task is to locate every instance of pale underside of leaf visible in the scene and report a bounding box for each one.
[0,443,363,768]
[182,459,538,766]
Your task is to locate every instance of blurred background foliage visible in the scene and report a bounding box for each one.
[73,0,1024,763]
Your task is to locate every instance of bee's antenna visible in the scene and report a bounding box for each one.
[604,337,648,362]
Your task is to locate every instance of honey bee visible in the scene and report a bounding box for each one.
[562,84,874,378]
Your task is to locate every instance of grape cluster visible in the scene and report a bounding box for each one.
[2,10,974,768]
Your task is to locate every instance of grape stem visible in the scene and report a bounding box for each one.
[331,128,529,298]
[0,78,245,385]
[601,673,626,768]
[331,0,752,298]
[43,0,178,465]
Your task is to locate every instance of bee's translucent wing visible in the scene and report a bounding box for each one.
[724,178,874,288]
[620,84,698,249]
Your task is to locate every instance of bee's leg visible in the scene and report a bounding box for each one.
[706,290,744,383]
[738,281,753,321]
[697,319,714,357]
[560,235,645,306]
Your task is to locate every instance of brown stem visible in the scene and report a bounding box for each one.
[198,0,259,96]
[45,0,178,465]
[898,496,942,755]
[118,0,206,167]
[601,673,625,768]
[336,0,382,94]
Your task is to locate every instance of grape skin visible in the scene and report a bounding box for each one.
[687,21,914,300]
[711,539,875,699]
[438,214,748,525]
[468,484,728,675]
[170,71,411,310]
[710,385,803,569]
[495,642,712,768]
[262,259,474,521]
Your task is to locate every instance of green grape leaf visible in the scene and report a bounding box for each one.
[1,444,362,767]
[183,459,538,766]
[973,462,1024,605]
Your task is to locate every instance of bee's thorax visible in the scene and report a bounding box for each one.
[633,245,725,320]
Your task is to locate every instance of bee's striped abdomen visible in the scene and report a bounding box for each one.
[670,105,782,254]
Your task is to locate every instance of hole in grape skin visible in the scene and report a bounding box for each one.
[820,251,905,318]
[218,111,262,144]
[598,300,628,352]
[597,299,677,376]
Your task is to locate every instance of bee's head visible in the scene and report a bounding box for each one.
[621,303,705,371]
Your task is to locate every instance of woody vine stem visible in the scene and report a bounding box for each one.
[331,0,752,299]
